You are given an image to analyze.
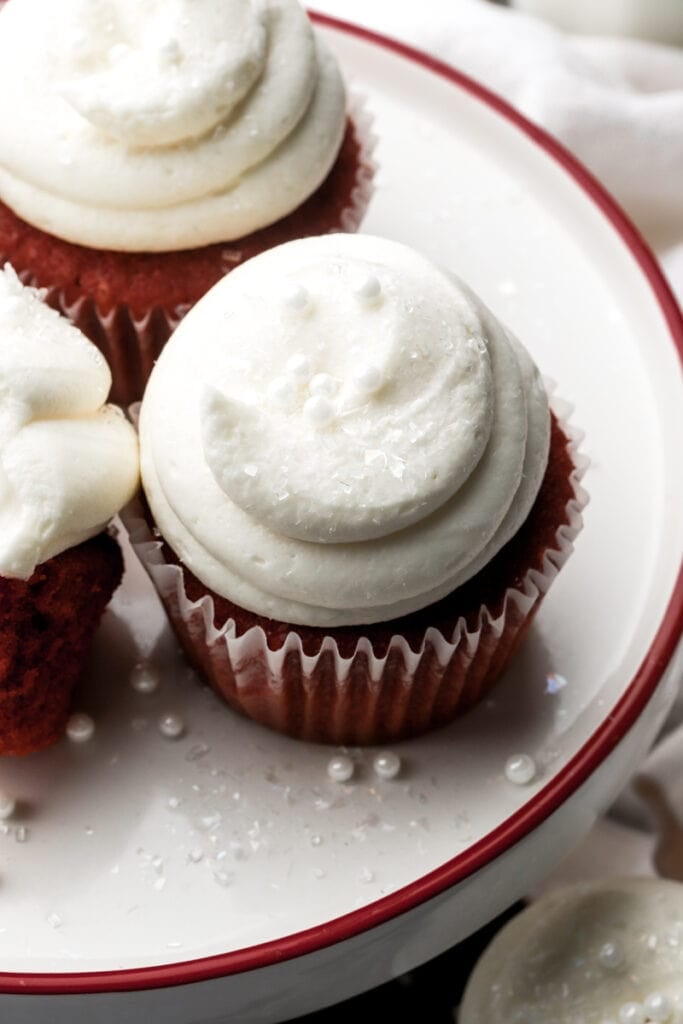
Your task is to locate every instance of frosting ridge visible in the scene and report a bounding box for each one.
[140,235,550,627]
[0,0,346,250]
[0,266,139,579]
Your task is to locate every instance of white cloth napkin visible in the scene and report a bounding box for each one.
[314,0,683,884]
[313,0,683,304]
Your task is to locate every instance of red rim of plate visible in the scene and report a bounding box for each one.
[3,11,683,997]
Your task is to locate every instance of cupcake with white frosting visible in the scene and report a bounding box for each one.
[0,0,374,404]
[459,878,683,1023]
[0,266,139,755]
[128,233,585,745]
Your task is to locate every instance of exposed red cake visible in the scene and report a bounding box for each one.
[0,532,124,756]
[0,118,374,405]
[132,415,584,745]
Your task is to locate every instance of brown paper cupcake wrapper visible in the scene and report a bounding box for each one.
[14,94,377,406]
[123,399,587,745]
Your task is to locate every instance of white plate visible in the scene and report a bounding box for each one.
[1,15,683,1024]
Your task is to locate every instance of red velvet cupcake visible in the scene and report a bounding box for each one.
[0,267,139,756]
[0,0,375,404]
[128,234,586,745]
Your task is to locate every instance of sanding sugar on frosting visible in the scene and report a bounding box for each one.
[139,234,551,627]
[0,265,139,579]
[0,0,346,251]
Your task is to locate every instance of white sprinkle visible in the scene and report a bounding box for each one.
[309,373,338,397]
[373,751,401,780]
[15,826,28,843]
[468,336,487,355]
[303,395,335,429]
[158,38,181,66]
[618,1004,646,1024]
[545,672,567,695]
[598,940,623,969]
[167,796,181,810]
[213,870,233,888]
[353,364,383,396]
[313,868,326,879]
[267,375,297,409]
[286,352,312,379]
[0,792,16,819]
[505,753,536,785]
[283,285,310,312]
[47,913,63,930]
[359,867,375,883]
[498,280,518,297]
[243,463,258,478]
[66,713,95,744]
[158,713,185,740]
[310,834,323,847]
[153,877,167,892]
[353,274,382,304]
[187,848,204,864]
[643,992,673,1021]
[327,754,354,783]
[130,660,161,695]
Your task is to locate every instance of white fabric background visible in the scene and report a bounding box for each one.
[313,0,683,887]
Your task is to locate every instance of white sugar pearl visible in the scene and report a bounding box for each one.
[130,660,160,695]
[286,353,312,380]
[303,395,335,428]
[283,284,310,312]
[158,713,185,740]
[643,992,673,1021]
[267,375,297,408]
[598,940,623,969]
[0,792,16,819]
[353,274,382,304]
[327,755,354,783]
[618,1003,646,1024]
[353,364,383,397]
[66,713,95,744]
[505,753,536,785]
[373,751,401,780]
[309,373,338,397]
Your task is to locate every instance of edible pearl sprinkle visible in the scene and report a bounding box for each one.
[66,713,95,743]
[643,992,673,1020]
[309,373,338,397]
[618,1004,646,1024]
[327,754,354,783]
[130,660,160,695]
[158,713,185,740]
[599,940,623,969]
[353,274,382,303]
[267,375,297,408]
[0,793,15,819]
[286,353,312,379]
[373,751,401,780]
[505,753,536,785]
[283,285,310,312]
[353,364,383,396]
[303,395,335,429]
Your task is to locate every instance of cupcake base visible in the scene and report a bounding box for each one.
[125,410,587,746]
[0,532,124,756]
[0,109,376,405]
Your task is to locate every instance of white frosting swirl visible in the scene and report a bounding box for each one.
[0,0,346,251]
[459,879,683,1023]
[140,235,550,627]
[0,266,139,580]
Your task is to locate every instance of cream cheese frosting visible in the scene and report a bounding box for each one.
[458,879,683,1023]
[0,265,139,579]
[140,234,550,627]
[0,0,346,251]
